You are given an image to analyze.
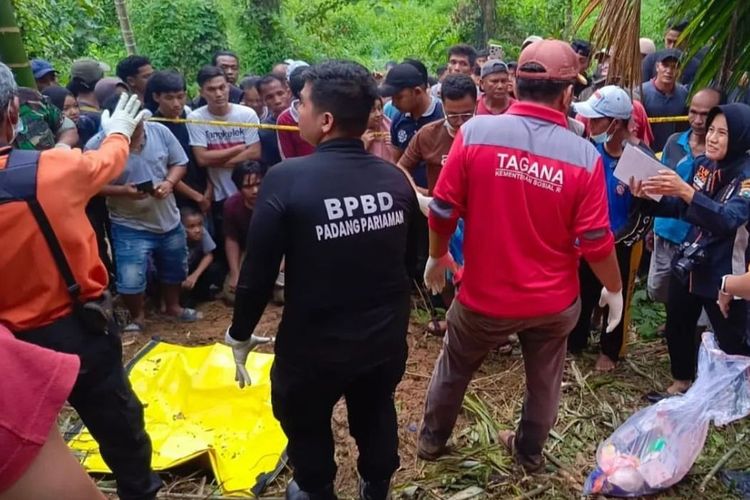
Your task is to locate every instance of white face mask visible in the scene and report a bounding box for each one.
[444,119,456,138]
[590,119,614,145]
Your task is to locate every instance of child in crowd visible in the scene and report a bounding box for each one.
[363,96,394,163]
[181,207,223,307]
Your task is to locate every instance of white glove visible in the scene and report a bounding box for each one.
[225,326,275,389]
[599,287,624,333]
[416,192,432,217]
[100,93,147,142]
[424,252,458,295]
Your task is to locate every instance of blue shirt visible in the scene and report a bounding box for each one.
[654,131,694,244]
[598,143,632,234]
[390,97,444,187]
[383,100,398,120]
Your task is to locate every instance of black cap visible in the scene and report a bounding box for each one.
[379,64,424,97]
[571,39,592,57]
[656,48,682,63]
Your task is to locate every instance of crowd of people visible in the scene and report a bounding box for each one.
[3,17,750,500]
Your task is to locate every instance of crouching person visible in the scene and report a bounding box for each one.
[224,60,419,500]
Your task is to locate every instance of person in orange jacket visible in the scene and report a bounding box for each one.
[0,62,161,500]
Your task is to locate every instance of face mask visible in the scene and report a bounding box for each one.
[590,120,614,144]
[590,130,610,144]
[444,120,457,138]
[13,117,24,139]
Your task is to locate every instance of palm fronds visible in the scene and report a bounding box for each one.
[674,0,750,93]
[575,0,643,91]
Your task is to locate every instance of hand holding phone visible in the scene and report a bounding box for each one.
[135,180,154,194]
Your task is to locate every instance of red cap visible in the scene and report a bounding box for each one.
[516,39,579,81]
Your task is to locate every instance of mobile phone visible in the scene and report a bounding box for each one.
[135,180,154,194]
[489,43,504,61]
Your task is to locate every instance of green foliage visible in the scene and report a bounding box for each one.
[279,0,460,72]
[630,286,666,340]
[235,0,294,74]
[12,0,679,83]
[12,0,122,79]
[674,0,750,93]
[128,0,228,81]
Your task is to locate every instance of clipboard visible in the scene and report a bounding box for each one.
[613,143,663,201]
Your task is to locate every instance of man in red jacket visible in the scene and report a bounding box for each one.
[419,40,624,473]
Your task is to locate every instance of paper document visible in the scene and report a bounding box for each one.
[613,144,663,201]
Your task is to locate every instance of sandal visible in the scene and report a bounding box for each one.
[166,307,203,322]
[426,319,447,337]
[122,322,145,334]
[497,430,545,473]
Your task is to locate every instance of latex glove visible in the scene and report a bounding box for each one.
[599,287,624,333]
[101,93,147,142]
[224,326,275,389]
[424,253,458,295]
[416,192,432,217]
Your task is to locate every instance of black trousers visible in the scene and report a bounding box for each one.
[271,348,407,491]
[86,196,115,278]
[569,242,641,361]
[211,199,227,267]
[665,276,750,380]
[19,314,161,500]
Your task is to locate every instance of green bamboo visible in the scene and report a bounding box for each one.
[0,0,34,88]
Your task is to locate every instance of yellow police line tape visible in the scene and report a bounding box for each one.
[148,116,300,132]
[647,115,688,124]
[148,114,687,130]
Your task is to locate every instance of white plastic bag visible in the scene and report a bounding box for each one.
[584,332,750,497]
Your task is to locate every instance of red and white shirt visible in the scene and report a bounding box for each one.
[429,102,614,318]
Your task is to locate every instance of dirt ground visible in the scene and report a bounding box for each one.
[96,297,749,499]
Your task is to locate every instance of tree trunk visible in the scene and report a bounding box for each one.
[478,0,496,49]
[563,0,573,39]
[0,0,34,88]
[114,0,137,55]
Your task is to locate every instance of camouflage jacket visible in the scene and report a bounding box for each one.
[14,87,73,151]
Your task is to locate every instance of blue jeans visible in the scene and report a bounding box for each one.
[111,223,188,294]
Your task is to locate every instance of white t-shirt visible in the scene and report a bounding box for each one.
[187,104,260,202]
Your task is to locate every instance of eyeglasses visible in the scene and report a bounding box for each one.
[445,113,475,120]
[445,113,474,123]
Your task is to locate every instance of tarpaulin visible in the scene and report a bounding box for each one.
[68,340,287,497]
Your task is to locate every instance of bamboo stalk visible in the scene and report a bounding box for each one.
[0,0,34,87]
[113,0,137,55]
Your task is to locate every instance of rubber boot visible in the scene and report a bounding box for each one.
[285,480,337,500]
[359,479,391,500]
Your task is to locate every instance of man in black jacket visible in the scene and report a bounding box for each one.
[225,60,419,500]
